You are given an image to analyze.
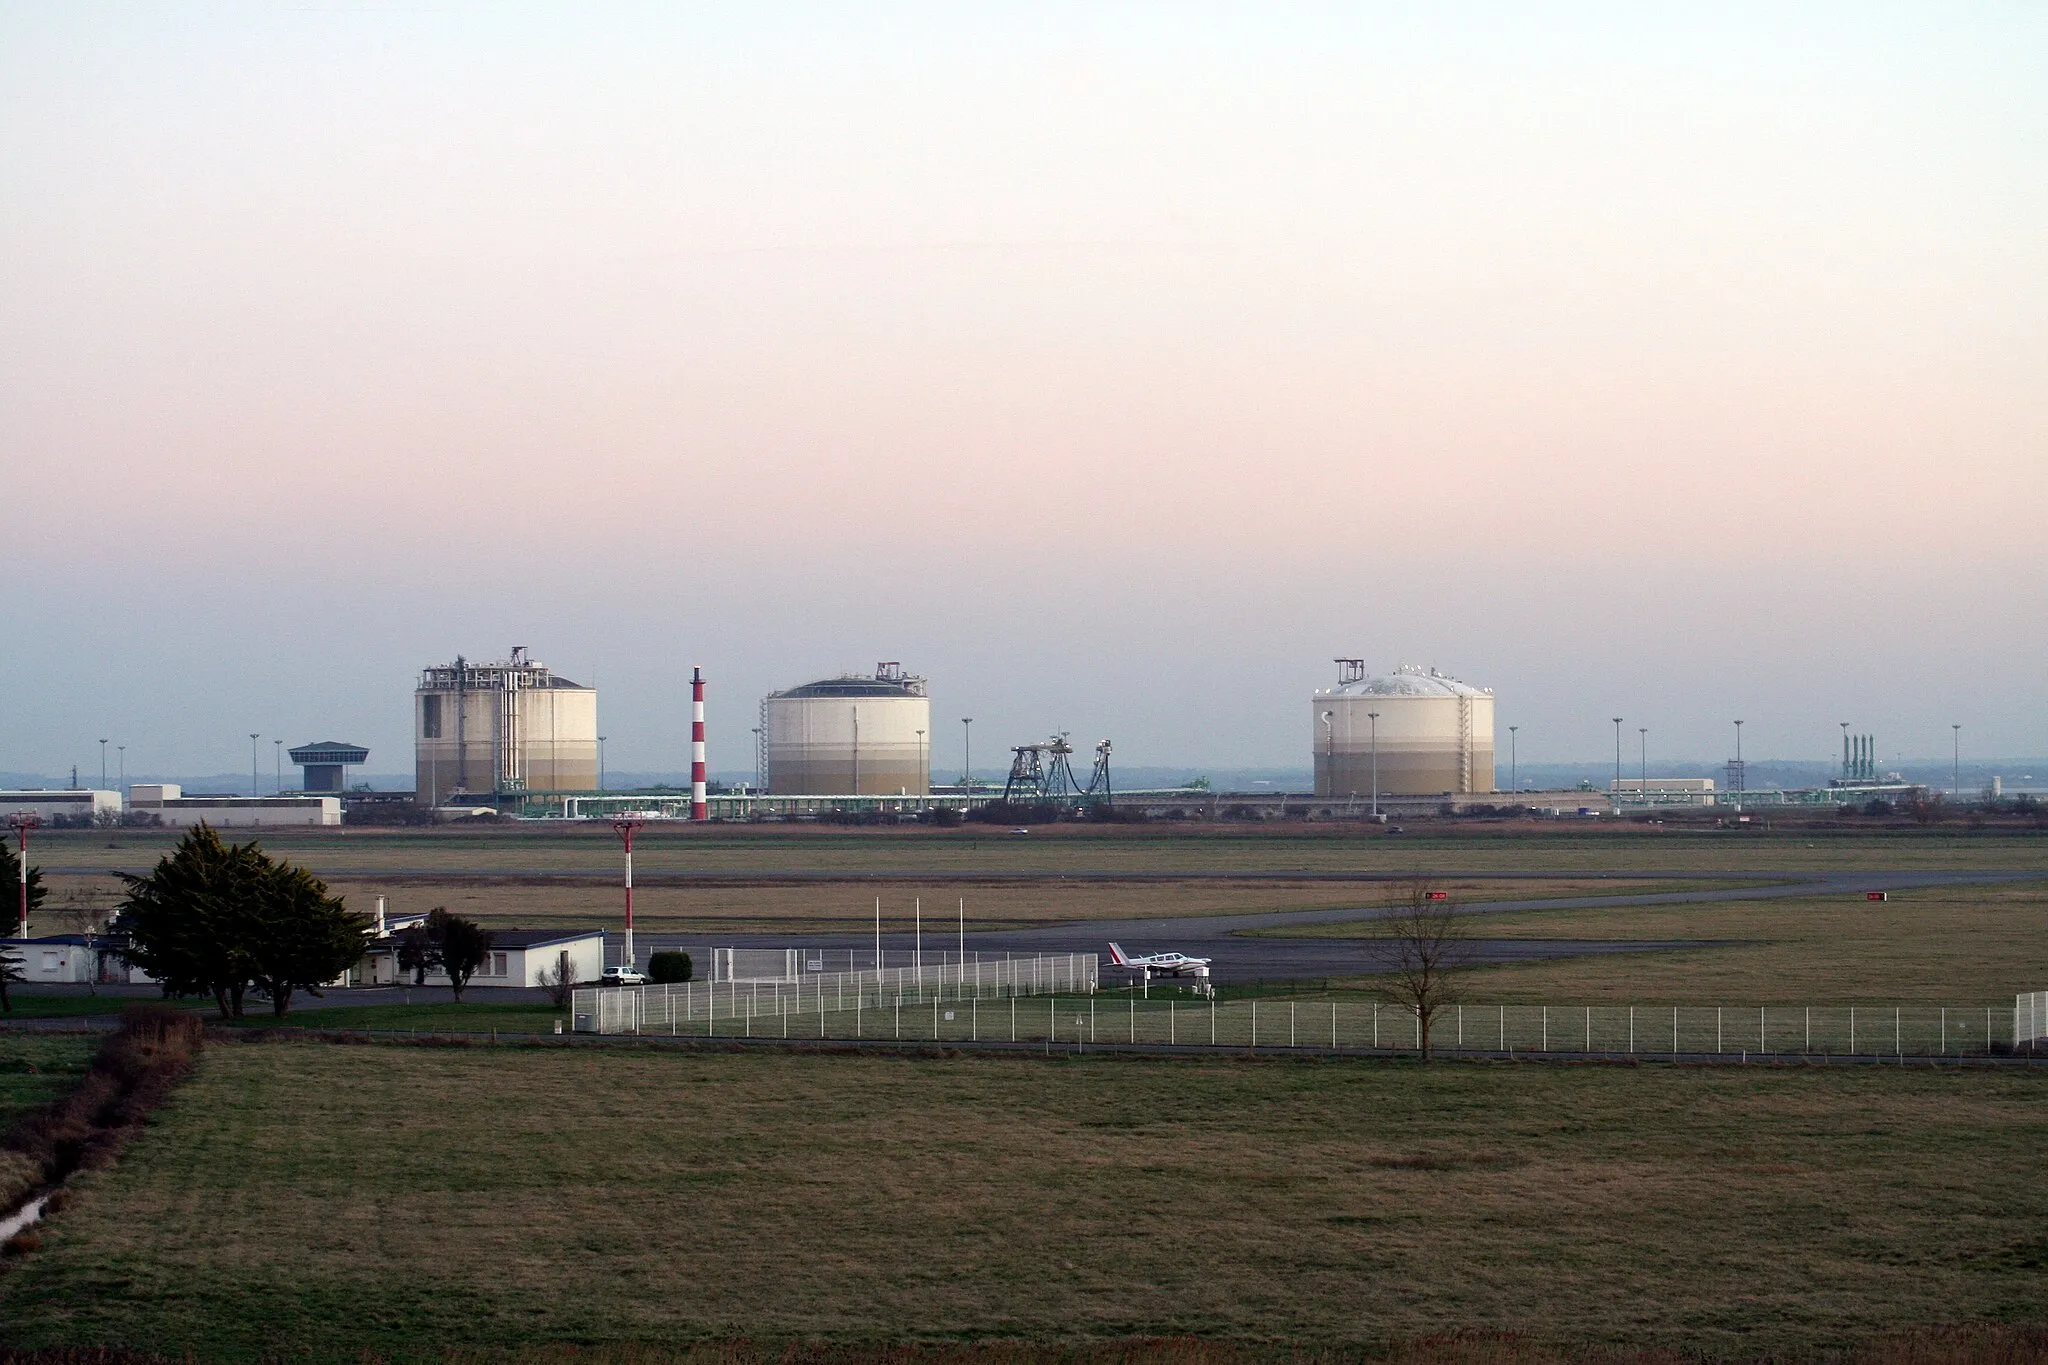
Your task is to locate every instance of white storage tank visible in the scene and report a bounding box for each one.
[413,647,598,804]
[1312,662,1496,797]
[763,663,931,796]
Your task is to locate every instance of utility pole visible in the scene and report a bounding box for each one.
[250,733,261,799]
[961,718,972,789]
[99,739,108,789]
[274,739,283,794]
[1508,725,1518,792]
[1639,727,1648,803]
[1952,724,1961,796]
[1612,718,1623,798]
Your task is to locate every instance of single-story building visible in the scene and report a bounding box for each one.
[353,928,604,988]
[0,934,127,984]
[0,789,124,822]
[130,784,340,828]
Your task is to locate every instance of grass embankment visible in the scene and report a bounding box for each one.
[4,1043,2044,1359]
[1438,879,2048,1004]
[220,1000,565,1036]
[0,1011,202,1223]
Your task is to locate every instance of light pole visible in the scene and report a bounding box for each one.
[750,728,763,794]
[1612,718,1623,796]
[274,739,283,794]
[249,733,261,799]
[9,813,39,938]
[99,739,108,789]
[961,718,973,789]
[916,729,926,797]
[1319,711,1334,797]
[598,736,607,794]
[1732,720,1744,809]
[117,745,125,794]
[1639,727,1648,803]
[1508,725,1518,793]
[612,817,645,969]
[1952,724,1961,796]
[1367,711,1380,819]
[1840,721,1850,780]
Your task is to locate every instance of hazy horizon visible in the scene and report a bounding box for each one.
[5,4,2042,781]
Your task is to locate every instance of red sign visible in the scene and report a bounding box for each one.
[1426,890,1450,901]
[1866,891,1889,902]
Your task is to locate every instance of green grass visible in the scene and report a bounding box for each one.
[3,1041,2044,1360]
[221,1000,567,1036]
[1439,878,2048,1004]
[0,991,193,1020]
[0,1032,97,1207]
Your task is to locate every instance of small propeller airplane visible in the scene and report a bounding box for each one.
[1106,942,1214,994]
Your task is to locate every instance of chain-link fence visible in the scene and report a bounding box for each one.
[573,986,2032,1057]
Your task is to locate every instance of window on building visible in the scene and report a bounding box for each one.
[422,695,442,739]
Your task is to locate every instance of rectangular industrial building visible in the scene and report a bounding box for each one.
[129,784,340,827]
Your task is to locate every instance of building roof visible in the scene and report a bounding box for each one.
[1321,665,1491,699]
[367,927,601,951]
[773,676,927,700]
[289,741,369,763]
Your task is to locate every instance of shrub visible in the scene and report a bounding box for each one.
[648,950,693,984]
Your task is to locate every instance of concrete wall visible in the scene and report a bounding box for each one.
[415,686,598,802]
[1312,695,1496,795]
[766,694,931,796]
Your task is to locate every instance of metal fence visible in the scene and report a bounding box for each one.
[574,987,2027,1055]
[575,952,1099,1035]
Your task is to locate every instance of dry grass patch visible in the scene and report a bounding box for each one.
[2,1043,2043,1360]
[1448,881,2048,1003]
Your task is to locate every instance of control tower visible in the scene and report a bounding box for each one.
[289,741,369,793]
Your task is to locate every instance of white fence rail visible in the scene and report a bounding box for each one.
[575,952,1098,1034]
[573,990,2030,1055]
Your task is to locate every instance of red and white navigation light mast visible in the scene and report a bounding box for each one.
[690,665,708,822]
[9,813,38,939]
[611,816,645,970]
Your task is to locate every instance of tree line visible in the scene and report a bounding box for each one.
[4,824,498,1018]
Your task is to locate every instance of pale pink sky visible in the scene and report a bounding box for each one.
[3,4,2043,777]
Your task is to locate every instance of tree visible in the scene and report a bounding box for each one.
[648,949,692,984]
[426,908,494,1001]
[0,945,25,1013]
[1372,877,1472,1063]
[245,860,372,1017]
[116,825,266,1018]
[395,922,434,985]
[1,838,47,933]
[115,824,370,1019]
[538,950,580,1008]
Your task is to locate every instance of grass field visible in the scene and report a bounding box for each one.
[37,824,2048,883]
[1438,879,2048,1004]
[1,1041,2043,1361]
[0,1033,97,1208]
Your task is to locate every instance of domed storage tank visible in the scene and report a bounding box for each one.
[1312,662,1495,797]
[763,663,931,796]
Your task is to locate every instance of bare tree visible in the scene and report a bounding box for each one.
[1372,877,1472,1062]
[50,881,120,995]
[538,950,579,1009]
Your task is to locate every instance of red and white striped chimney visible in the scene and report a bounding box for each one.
[690,665,707,821]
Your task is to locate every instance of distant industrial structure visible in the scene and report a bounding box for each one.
[288,741,368,793]
[1312,661,1496,797]
[762,663,931,796]
[413,647,598,805]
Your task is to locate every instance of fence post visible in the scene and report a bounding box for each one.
[1291,1002,1297,1049]
[1673,1005,1678,1054]
[1542,1006,1548,1053]
[1334,1001,1340,1050]
[1760,1006,1765,1055]
[1586,1006,1591,1053]
[1894,1007,1900,1058]
[1171,999,1176,1046]
[1850,1006,1856,1054]
[1941,1007,1945,1055]
[1252,999,1258,1048]
[1805,1006,1810,1053]
[1628,1005,1634,1053]
[1717,1006,1722,1054]
[1131,997,1136,1044]
[1500,1005,1505,1052]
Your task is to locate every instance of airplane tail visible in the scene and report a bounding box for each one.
[1107,942,1128,965]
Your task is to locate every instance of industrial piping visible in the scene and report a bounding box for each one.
[691,666,708,821]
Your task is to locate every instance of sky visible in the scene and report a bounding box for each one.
[2,2,2044,784]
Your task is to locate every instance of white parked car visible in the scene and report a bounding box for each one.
[601,965,647,986]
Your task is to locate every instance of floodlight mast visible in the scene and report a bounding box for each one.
[9,813,38,939]
[613,817,647,969]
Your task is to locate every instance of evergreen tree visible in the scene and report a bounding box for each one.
[1,838,48,934]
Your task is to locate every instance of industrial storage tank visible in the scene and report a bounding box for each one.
[763,663,931,796]
[414,647,598,804]
[1312,661,1496,797]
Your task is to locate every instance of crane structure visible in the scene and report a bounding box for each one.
[1002,734,1113,811]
